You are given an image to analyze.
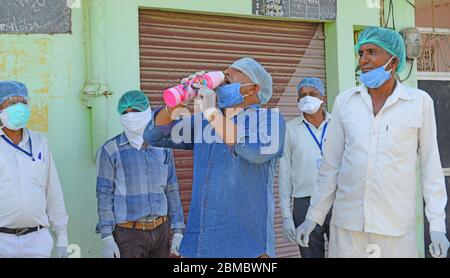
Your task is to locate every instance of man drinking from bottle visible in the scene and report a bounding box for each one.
[144,57,286,258]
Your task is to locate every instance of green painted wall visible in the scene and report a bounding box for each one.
[0,4,100,257]
[0,0,419,257]
[325,0,379,108]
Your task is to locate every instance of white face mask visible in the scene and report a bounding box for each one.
[298,96,324,115]
[120,107,152,150]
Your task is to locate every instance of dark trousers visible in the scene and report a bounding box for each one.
[113,220,170,258]
[293,197,331,258]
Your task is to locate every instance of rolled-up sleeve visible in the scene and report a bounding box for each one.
[164,149,185,232]
[419,95,447,233]
[232,108,285,165]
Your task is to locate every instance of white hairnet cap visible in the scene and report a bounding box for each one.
[230,57,273,105]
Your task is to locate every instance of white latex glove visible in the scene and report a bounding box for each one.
[170,233,184,257]
[56,246,68,258]
[102,235,120,258]
[296,219,317,247]
[282,217,296,244]
[429,231,449,258]
[180,71,206,106]
[195,85,219,121]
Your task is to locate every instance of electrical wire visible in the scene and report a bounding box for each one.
[384,0,415,29]
[406,0,415,9]
[391,0,396,30]
[400,59,414,82]
[384,0,391,28]
[384,0,396,30]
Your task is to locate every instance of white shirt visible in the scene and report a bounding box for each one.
[0,129,68,246]
[307,81,447,236]
[279,112,331,218]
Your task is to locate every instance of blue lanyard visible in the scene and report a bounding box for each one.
[303,121,328,156]
[1,131,35,161]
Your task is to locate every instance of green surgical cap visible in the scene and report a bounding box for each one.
[355,26,407,73]
[117,90,149,115]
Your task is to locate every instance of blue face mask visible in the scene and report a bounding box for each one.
[0,103,31,130]
[216,83,253,109]
[360,57,395,89]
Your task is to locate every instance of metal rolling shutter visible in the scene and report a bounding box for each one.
[139,9,326,258]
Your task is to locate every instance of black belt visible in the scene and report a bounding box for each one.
[0,226,44,236]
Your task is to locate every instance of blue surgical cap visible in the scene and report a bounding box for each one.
[230,57,273,105]
[355,26,407,73]
[297,77,325,96]
[0,81,28,105]
[117,90,149,115]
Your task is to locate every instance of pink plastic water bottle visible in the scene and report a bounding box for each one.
[163,71,225,108]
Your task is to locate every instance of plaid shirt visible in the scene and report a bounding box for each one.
[95,133,185,238]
